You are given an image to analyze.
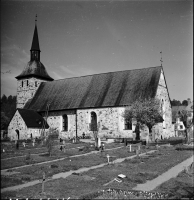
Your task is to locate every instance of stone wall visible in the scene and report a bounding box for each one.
[45,107,136,139]
[8,110,26,140]
[155,69,174,139]
[76,107,135,138]
[8,110,42,140]
[43,110,76,139]
[16,78,46,109]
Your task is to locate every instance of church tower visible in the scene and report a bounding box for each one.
[15,16,53,109]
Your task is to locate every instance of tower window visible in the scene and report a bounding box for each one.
[35,81,37,87]
[27,80,29,86]
[63,114,68,131]
[22,81,23,87]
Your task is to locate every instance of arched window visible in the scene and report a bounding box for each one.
[22,81,23,87]
[27,80,29,86]
[124,118,132,130]
[63,114,68,131]
[15,129,19,140]
[35,81,37,87]
[90,112,97,131]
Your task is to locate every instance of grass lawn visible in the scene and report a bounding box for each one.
[1,145,141,189]
[152,164,194,199]
[1,145,193,199]
[1,141,123,160]
[1,142,124,170]
[1,141,90,159]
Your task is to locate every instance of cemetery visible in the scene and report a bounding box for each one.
[1,136,193,199]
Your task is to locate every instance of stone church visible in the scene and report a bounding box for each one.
[8,21,173,141]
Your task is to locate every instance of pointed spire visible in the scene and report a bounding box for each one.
[31,15,40,52]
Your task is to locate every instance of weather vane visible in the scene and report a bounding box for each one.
[35,14,37,24]
[160,51,163,66]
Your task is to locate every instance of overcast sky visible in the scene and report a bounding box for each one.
[1,0,193,102]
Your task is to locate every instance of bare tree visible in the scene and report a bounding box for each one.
[1,70,11,74]
[45,129,55,156]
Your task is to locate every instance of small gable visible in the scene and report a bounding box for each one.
[8,110,26,129]
[18,109,49,128]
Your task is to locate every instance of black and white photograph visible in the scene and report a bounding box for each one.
[1,0,193,199]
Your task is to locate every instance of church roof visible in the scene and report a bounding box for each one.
[31,24,40,51]
[15,60,54,81]
[18,109,49,128]
[24,66,163,111]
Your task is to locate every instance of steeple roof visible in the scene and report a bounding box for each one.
[15,17,53,81]
[15,60,54,81]
[30,24,40,51]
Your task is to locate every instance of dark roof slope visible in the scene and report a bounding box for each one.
[25,66,162,111]
[18,109,49,128]
[15,60,54,81]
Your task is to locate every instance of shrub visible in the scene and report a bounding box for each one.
[25,152,31,160]
[175,146,194,151]
[22,176,31,182]
[1,136,11,142]
[24,152,34,164]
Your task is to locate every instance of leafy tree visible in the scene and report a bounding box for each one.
[1,95,7,104]
[171,99,182,106]
[178,110,193,144]
[123,98,163,139]
[7,95,13,104]
[1,95,16,129]
[1,112,9,130]
[182,100,188,106]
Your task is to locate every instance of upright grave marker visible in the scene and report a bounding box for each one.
[107,154,110,164]
[42,171,46,194]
